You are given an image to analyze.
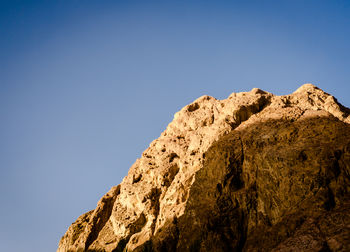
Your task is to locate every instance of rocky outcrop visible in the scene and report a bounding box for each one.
[58,84,350,251]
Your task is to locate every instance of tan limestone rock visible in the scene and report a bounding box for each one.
[58,84,350,251]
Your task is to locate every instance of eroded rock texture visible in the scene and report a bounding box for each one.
[58,84,350,251]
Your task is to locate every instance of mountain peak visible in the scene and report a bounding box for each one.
[58,86,350,252]
[294,83,319,93]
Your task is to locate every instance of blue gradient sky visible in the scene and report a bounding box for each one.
[1,1,350,251]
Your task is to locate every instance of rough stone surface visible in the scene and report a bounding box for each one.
[58,84,350,251]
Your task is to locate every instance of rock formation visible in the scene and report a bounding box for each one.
[58,84,350,251]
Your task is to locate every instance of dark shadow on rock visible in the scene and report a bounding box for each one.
[148,115,350,251]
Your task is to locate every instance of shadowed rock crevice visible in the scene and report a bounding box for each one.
[227,95,272,129]
[85,186,121,250]
[111,213,147,252]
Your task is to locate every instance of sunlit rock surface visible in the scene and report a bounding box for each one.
[58,84,350,251]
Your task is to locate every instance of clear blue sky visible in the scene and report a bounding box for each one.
[1,0,350,251]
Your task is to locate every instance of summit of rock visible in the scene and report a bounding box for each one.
[294,83,319,92]
[58,84,350,252]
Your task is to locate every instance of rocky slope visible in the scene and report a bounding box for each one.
[58,84,350,251]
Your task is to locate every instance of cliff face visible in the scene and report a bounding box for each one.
[58,84,350,252]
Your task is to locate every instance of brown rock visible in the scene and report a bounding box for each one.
[58,84,350,251]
